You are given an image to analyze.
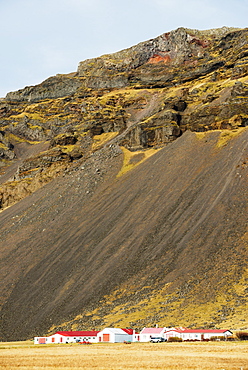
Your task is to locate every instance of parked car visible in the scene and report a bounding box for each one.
[150,337,166,343]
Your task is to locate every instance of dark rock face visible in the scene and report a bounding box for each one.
[181,81,248,131]
[77,27,212,90]
[50,132,78,147]
[78,27,209,75]
[0,131,15,160]
[121,109,181,149]
[5,75,82,102]
[8,117,47,141]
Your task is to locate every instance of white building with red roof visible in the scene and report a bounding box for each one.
[97,328,138,343]
[139,327,167,342]
[165,328,232,341]
[34,330,99,344]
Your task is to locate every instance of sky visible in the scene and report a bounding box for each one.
[0,0,247,97]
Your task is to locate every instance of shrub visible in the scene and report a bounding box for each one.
[226,336,235,341]
[235,332,248,340]
[167,336,183,342]
[210,336,225,341]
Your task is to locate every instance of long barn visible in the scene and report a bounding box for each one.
[34,330,99,344]
[165,329,233,341]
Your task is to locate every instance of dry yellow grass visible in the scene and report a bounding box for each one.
[0,341,247,370]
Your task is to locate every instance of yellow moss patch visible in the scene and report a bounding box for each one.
[216,127,248,148]
[0,142,8,149]
[98,88,156,106]
[92,132,119,151]
[117,147,161,178]
[14,112,43,120]
[240,75,248,83]
[195,127,248,147]
[194,132,209,140]
[6,133,41,144]
[61,145,77,153]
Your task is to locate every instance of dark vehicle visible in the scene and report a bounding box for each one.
[150,337,166,343]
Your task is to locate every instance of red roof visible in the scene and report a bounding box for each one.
[180,329,230,334]
[121,328,137,335]
[54,331,99,337]
[166,329,230,334]
[165,329,181,333]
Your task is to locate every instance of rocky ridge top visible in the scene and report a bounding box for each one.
[0,27,248,210]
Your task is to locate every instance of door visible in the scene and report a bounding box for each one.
[103,334,110,342]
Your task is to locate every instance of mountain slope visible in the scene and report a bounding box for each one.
[0,27,248,341]
[1,128,248,340]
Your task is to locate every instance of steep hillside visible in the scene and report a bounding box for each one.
[0,27,248,341]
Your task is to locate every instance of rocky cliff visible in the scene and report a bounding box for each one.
[0,27,248,340]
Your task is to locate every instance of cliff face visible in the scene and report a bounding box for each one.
[1,27,248,210]
[0,27,248,340]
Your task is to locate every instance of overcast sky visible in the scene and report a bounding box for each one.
[0,0,247,97]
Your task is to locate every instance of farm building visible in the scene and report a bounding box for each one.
[34,327,233,344]
[165,329,232,341]
[34,330,99,344]
[139,327,167,342]
[97,328,138,343]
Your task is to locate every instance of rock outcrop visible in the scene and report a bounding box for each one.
[0,131,15,160]
[5,74,82,102]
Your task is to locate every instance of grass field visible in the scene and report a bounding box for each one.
[0,341,247,369]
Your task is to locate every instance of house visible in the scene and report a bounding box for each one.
[34,330,99,344]
[139,327,167,342]
[97,328,137,343]
[165,329,232,341]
